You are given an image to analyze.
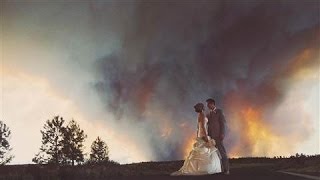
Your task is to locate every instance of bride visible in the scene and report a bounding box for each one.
[171,103,222,176]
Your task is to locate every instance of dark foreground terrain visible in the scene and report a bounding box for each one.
[0,156,319,180]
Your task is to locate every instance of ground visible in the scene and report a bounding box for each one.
[0,159,319,180]
[103,163,317,180]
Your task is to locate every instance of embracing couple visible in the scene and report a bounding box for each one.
[171,98,230,176]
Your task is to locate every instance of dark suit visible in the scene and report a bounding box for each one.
[207,108,229,173]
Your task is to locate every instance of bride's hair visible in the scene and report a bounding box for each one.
[194,103,204,113]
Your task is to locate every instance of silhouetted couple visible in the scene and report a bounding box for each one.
[171,98,230,176]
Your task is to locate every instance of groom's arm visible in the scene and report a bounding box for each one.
[219,109,226,140]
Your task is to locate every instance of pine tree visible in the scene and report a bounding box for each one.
[0,120,14,165]
[32,116,65,165]
[61,119,87,166]
[89,136,109,163]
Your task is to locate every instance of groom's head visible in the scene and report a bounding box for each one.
[206,98,216,110]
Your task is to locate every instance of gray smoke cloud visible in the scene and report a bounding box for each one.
[93,1,319,159]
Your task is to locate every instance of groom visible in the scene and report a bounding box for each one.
[206,98,230,175]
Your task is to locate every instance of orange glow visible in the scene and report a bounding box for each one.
[289,49,319,81]
[183,134,196,158]
[228,106,291,157]
[178,120,197,158]
[244,108,279,155]
[278,48,320,81]
[2,65,152,164]
[226,47,319,158]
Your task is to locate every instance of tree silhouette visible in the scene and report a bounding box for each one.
[61,119,87,166]
[89,136,109,163]
[33,116,65,165]
[0,120,14,165]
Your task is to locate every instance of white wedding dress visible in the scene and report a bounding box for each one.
[171,117,222,175]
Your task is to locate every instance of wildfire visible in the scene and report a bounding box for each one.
[183,133,196,158]
[177,121,197,158]
[225,47,319,158]
[229,107,290,157]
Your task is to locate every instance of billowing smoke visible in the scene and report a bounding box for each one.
[92,1,319,160]
[2,0,319,163]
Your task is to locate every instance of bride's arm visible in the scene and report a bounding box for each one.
[199,112,209,142]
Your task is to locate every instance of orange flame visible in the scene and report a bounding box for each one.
[226,47,319,158]
[183,134,196,158]
[178,121,197,158]
[229,107,291,157]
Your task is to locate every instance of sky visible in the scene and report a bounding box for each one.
[1,0,319,165]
